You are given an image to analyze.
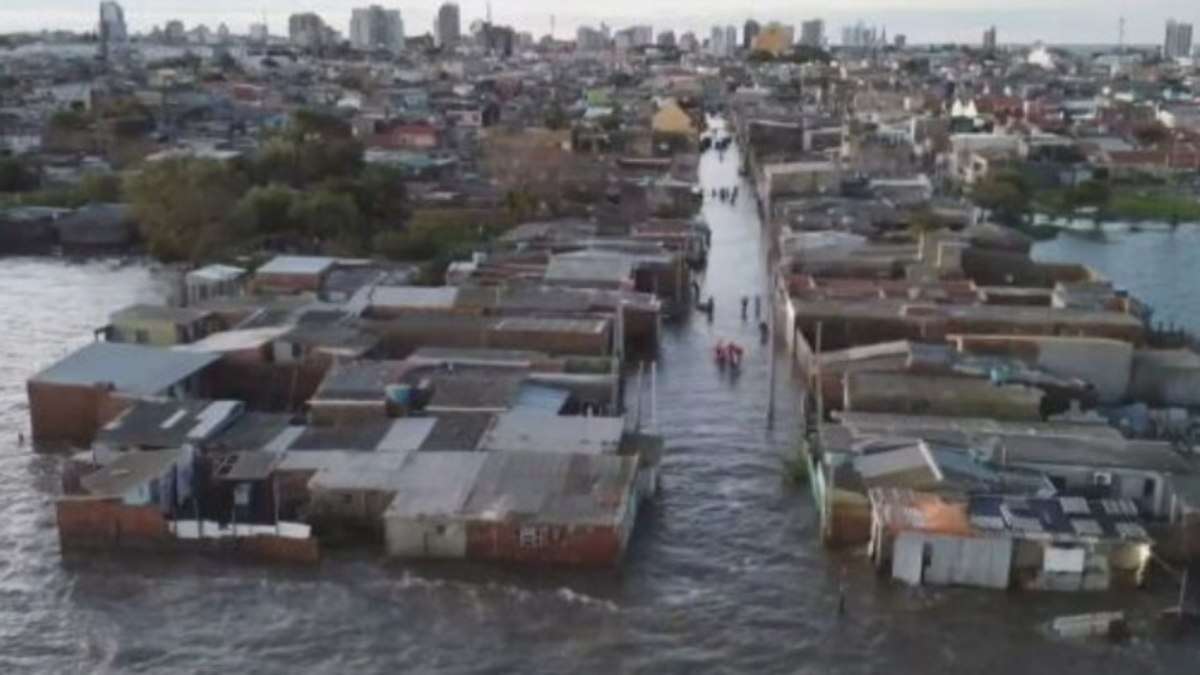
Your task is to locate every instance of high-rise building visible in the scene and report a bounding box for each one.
[800,19,824,48]
[629,25,653,46]
[657,30,676,49]
[679,31,699,52]
[576,26,607,52]
[743,20,761,50]
[842,21,878,49]
[710,26,725,56]
[894,34,907,49]
[98,1,127,58]
[1164,19,1194,60]
[436,3,461,48]
[289,12,336,49]
[724,25,738,54]
[350,5,404,52]
[249,22,269,44]
[216,23,231,44]
[983,25,997,51]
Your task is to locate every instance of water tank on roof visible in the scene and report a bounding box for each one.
[385,384,413,406]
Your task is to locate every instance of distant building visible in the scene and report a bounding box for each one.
[1164,19,1194,60]
[164,20,186,45]
[983,25,997,51]
[800,19,824,48]
[679,31,699,52]
[98,1,127,58]
[842,21,878,48]
[656,30,676,49]
[894,34,907,49]
[752,22,794,57]
[576,26,607,52]
[743,20,760,50]
[724,25,738,54]
[436,3,461,48]
[614,26,652,50]
[710,26,725,56]
[350,5,405,52]
[216,23,231,44]
[249,22,269,44]
[289,12,336,50]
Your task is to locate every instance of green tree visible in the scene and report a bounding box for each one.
[0,157,40,192]
[231,183,298,237]
[76,171,122,203]
[288,189,364,247]
[970,170,1032,227]
[124,158,243,261]
[543,102,569,130]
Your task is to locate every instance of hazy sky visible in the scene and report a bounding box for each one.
[1,0,1196,45]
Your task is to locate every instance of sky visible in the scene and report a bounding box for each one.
[0,0,1196,46]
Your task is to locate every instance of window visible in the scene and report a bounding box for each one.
[519,526,546,549]
[1142,478,1156,499]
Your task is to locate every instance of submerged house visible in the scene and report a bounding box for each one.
[869,488,1152,591]
[27,343,220,445]
[105,304,221,346]
[383,450,641,566]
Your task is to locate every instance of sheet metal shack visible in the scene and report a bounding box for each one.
[384,451,640,566]
[27,343,220,445]
[869,488,1152,591]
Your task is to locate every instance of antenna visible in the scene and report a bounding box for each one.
[487,0,492,25]
[550,14,556,39]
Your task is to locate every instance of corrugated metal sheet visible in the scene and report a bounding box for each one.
[32,343,220,396]
[383,452,487,518]
[257,255,336,276]
[462,451,636,526]
[479,411,623,455]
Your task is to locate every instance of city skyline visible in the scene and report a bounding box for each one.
[1,1,1199,46]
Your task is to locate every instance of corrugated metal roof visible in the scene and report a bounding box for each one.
[110,304,213,324]
[31,342,220,395]
[186,264,246,283]
[544,255,633,285]
[81,448,186,497]
[479,411,624,455]
[377,418,437,454]
[491,317,608,334]
[257,255,337,277]
[369,285,460,309]
[462,451,636,526]
[383,452,487,518]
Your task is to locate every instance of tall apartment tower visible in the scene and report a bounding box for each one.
[1164,19,1194,60]
[436,3,462,48]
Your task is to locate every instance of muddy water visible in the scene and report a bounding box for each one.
[0,145,1196,672]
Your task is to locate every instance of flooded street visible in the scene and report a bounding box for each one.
[1034,226,1200,334]
[0,143,1197,673]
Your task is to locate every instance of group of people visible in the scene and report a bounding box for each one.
[714,340,745,369]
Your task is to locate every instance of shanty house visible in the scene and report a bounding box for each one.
[254,255,337,294]
[105,304,220,346]
[27,343,220,445]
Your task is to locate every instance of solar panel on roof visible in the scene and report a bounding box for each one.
[1071,519,1103,536]
[1059,497,1090,515]
[1115,522,1148,540]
